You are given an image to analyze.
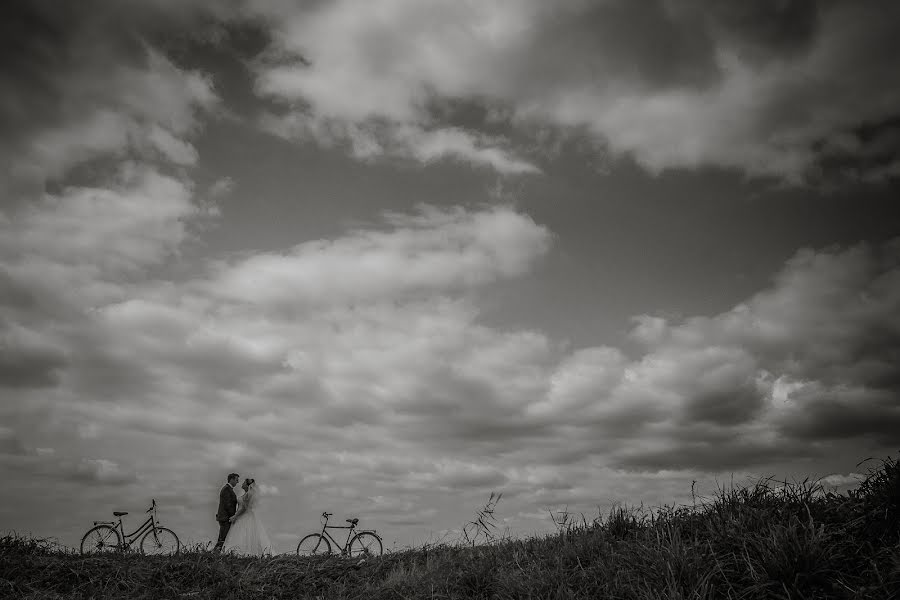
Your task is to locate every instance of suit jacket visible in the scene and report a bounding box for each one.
[216,484,237,523]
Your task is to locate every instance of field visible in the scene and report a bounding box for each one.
[2,457,898,599]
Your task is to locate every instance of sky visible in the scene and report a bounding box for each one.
[1,0,899,554]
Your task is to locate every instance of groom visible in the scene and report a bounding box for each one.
[214,473,239,552]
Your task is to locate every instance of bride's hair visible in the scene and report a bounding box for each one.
[244,478,255,487]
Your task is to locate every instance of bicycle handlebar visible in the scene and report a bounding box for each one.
[322,511,332,518]
[147,499,156,513]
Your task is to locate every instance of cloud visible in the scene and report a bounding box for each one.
[208,176,235,198]
[0,437,138,486]
[20,53,214,178]
[597,237,900,470]
[8,1,895,183]
[0,0,218,186]
[10,0,894,183]
[198,235,898,474]
[72,458,139,485]
[252,0,545,174]
[0,198,559,531]
[259,110,539,176]
[257,484,279,496]
[206,204,552,307]
[249,0,900,183]
[2,167,203,277]
[147,125,200,165]
[0,163,220,403]
[820,473,863,489]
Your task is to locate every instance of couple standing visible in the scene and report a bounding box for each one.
[214,473,272,555]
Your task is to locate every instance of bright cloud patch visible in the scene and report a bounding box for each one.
[252,0,900,182]
[208,205,552,307]
[2,168,201,276]
[253,0,543,175]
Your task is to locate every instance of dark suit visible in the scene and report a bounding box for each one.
[214,484,237,551]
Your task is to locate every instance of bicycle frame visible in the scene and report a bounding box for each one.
[316,513,376,554]
[317,521,356,553]
[94,501,159,549]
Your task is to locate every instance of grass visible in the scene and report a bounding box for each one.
[2,456,899,599]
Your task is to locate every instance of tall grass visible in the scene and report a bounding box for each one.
[2,456,898,599]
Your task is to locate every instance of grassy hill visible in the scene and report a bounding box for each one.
[3,456,898,599]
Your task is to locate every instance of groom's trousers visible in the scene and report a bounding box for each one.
[214,520,231,551]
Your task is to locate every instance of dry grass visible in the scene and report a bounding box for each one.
[3,456,899,599]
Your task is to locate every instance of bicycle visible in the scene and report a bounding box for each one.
[80,499,180,555]
[296,512,382,558]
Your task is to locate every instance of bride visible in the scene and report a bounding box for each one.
[222,478,272,556]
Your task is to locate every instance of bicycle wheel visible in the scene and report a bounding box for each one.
[140,527,180,555]
[296,533,331,556]
[80,525,120,554]
[348,532,382,558]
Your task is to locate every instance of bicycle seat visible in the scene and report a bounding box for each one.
[113,511,128,517]
[346,518,359,525]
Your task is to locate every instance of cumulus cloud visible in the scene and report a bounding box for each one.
[249,0,900,183]
[0,0,221,396]
[2,167,203,276]
[252,0,547,174]
[594,238,900,470]
[207,205,552,307]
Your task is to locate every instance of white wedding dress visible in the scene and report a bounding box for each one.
[222,487,272,556]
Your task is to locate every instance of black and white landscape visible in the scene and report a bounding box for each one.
[1,0,899,554]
